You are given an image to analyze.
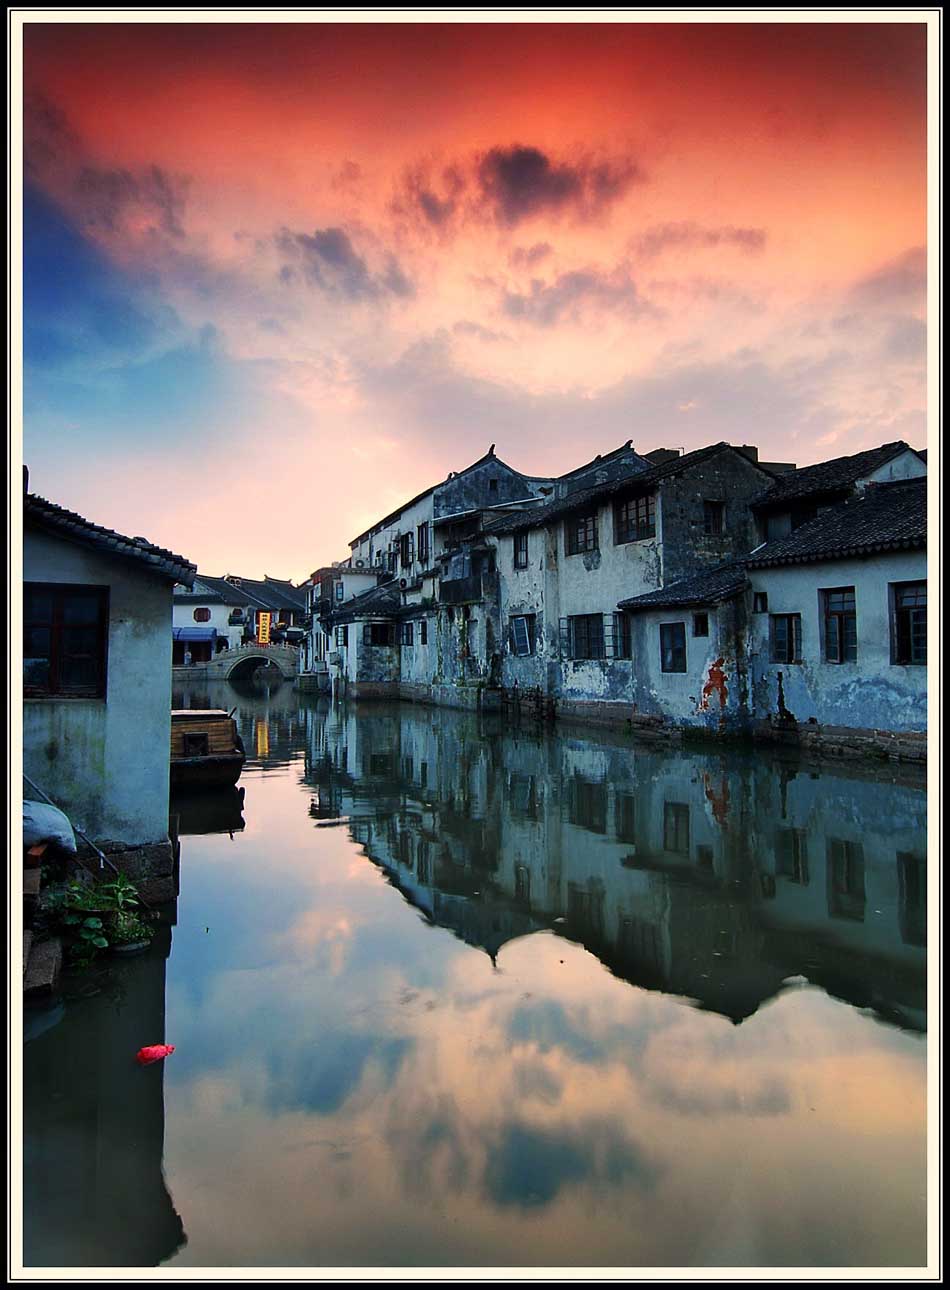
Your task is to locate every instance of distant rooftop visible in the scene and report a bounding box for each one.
[747,477,926,568]
[751,441,923,507]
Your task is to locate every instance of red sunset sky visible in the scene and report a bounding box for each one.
[21,19,929,580]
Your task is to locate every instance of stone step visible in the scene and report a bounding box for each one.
[24,938,62,998]
[23,929,33,977]
[23,869,41,899]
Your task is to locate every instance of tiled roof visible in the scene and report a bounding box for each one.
[25,493,196,587]
[618,562,748,612]
[751,441,922,507]
[747,477,926,568]
[186,575,270,609]
[487,442,773,536]
[328,583,401,623]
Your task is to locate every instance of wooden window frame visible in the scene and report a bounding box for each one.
[513,532,529,569]
[890,581,926,666]
[24,582,110,699]
[821,587,857,664]
[565,512,598,556]
[567,613,605,660]
[614,494,656,545]
[769,613,803,664]
[659,622,687,673]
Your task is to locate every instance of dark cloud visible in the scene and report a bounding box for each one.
[849,246,926,308]
[477,145,640,227]
[23,91,76,178]
[502,268,652,328]
[395,146,640,234]
[277,226,414,300]
[483,1122,657,1210]
[75,164,188,239]
[635,222,767,259]
[397,162,467,230]
[509,241,553,269]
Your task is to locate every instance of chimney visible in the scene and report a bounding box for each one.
[644,448,681,466]
[737,445,759,462]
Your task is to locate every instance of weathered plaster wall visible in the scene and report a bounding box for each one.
[748,552,927,732]
[24,530,174,847]
[434,457,541,519]
[862,451,927,488]
[623,597,750,734]
[659,454,769,584]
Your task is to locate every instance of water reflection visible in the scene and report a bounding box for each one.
[23,925,186,1266]
[302,705,926,1033]
[24,682,927,1269]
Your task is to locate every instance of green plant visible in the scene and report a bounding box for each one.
[111,910,154,947]
[96,872,141,914]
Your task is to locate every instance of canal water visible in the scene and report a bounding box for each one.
[23,679,928,1269]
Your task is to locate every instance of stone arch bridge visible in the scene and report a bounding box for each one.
[172,642,300,683]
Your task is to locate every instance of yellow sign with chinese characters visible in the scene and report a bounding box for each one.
[257,611,272,644]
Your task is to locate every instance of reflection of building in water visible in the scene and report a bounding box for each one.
[305,705,926,1031]
[23,924,186,1266]
[170,786,245,838]
[174,678,325,777]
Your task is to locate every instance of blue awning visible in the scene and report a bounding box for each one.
[173,627,218,642]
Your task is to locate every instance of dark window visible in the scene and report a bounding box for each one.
[489,478,498,492]
[510,614,536,657]
[24,583,109,698]
[565,512,598,555]
[660,622,687,673]
[417,523,430,567]
[696,844,714,868]
[514,532,529,569]
[753,591,769,613]
[822,587,857,663]
[615,792,637,844]
[897,852,926,946]
[335,625,348,648]
[420,620,428,646]
[363,622,394,647]
[614,494,656,544]
[400,622,414,646]
[568,614,605,660]
[827,839,865,921]
[776,828,809,884]
[693,612,709,638]
[399,532,414,570]
[568,777,607,834]
[770,613,802,663]
[515,864,531,905]
[509,773,538,819]
[703,500,724,536]
[335,582,344,601]
[193,606,211,622]
[663,802,690,854]
[892,581,926,665]
[417,840,430,885]
[613,612,632,659]
[183,731,210,757]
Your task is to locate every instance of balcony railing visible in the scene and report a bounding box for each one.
[439,574,484,605]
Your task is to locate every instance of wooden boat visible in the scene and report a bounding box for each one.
[170,710,245,790]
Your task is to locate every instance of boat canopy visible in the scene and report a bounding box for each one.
[173,627,217,642]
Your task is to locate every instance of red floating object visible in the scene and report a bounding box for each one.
[136,1044,175,1065]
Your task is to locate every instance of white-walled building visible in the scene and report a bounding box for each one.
[24,488,196,900]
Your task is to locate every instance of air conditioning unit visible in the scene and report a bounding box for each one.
[399,578,408,589]
[355,559,365,568]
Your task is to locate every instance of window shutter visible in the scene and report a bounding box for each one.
[559,617,571,660]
